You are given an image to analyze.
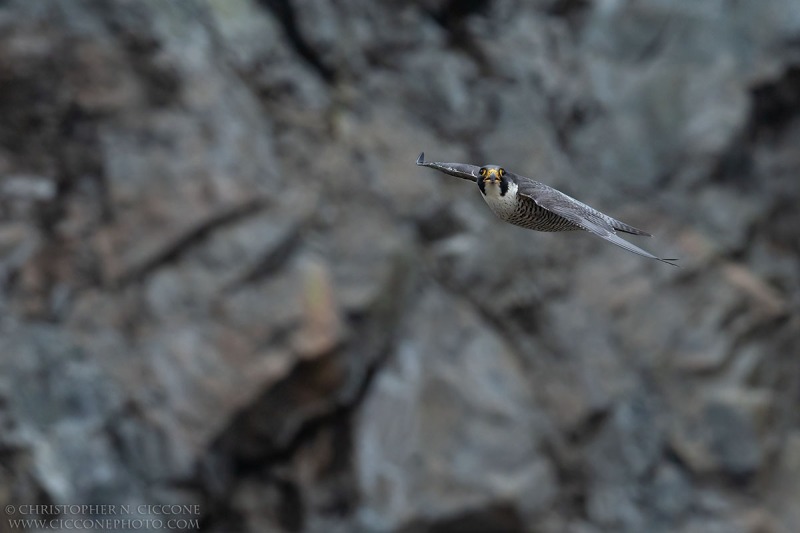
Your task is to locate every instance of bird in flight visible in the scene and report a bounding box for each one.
[416,153,677,265]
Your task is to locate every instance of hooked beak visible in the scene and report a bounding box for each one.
[480,167,504,184]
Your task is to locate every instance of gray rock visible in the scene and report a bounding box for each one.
[768,432,800,532]
[1,0,799,531]
[669,392,765,479]
[355,288,555,531]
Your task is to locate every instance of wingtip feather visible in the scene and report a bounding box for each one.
[416,152,425,165]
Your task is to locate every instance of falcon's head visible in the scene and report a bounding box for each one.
[478,165,509,196]
[479,165,505,184]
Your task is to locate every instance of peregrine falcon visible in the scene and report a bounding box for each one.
[416,153,677,265]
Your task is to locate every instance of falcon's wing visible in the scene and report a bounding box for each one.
[513,174,678,266]
[416,152,479,182]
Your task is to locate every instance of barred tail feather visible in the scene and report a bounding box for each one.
[610,219,652,237]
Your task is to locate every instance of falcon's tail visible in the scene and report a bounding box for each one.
[611,219,652,237]
[601,231,679,266]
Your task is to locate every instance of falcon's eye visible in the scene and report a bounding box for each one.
[479,168,486,177]
[498,168,505,177]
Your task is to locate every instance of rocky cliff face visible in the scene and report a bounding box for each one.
[1,1,799,532]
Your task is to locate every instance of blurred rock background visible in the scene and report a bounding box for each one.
[0,0,799,532]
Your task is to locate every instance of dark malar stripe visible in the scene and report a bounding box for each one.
[499,179,509,196]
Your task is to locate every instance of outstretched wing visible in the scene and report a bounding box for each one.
[416,152,479,182]
[512,174,678,266]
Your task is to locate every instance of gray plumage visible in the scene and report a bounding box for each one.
[416,153,677,266]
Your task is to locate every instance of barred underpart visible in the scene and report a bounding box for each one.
[507,197,580,232]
